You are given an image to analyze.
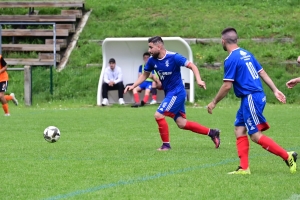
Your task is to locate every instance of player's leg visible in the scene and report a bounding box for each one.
[132,86,141,103]
[134,82,149,105]
[176,115,220,148]
[0,81,10,116]
[131,85,142,107]
[140,82,152,106]
[5,93,18,106]
[247,93,297,173]
[116,82,125,104]
[150,81,157,104]
[155,93,179,151]
[155,111,170,151]
[101,82,109,105]
[251,130,297,172]
[228,118,251,175]
[142,85,151,105]
[172,91,220,148]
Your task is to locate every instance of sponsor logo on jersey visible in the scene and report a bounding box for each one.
[165,60,169,67]
[240,50,247,56]
[240,50,251,60]
[157,71,172,80]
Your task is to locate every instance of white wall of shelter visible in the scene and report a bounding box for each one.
[97,37,195,106]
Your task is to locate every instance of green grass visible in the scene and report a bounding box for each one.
[1,2,300,199]
[1,103,300,200]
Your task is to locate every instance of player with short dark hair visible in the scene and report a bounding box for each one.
[125,36,220,151]
[207,27,297,174]
[102,58,125,106]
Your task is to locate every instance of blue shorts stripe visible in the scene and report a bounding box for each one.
[248,94,259,125]
[157,91,186,121]
[166,96,177,111]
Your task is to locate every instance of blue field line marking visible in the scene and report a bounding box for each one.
[43,148,300,200]
[43,157,239,200]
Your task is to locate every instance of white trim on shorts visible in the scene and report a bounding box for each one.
[166,96,177,111]
[248,94,259,125]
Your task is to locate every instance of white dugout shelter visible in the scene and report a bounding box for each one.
[97,37,195,106]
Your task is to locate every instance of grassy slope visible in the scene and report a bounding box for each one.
[2,0,300,104]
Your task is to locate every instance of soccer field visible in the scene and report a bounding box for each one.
[1,104,299,200]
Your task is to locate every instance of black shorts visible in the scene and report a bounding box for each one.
[0,81,8,92]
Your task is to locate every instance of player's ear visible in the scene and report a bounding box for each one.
[221,39,225,45]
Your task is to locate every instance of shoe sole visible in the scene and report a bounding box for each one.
[157,148,171,151]
[131,105,140,108]
[228,171,251,175]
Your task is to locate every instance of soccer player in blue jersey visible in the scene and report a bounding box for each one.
[207,27,297,174]
[131,52,158,107]
[124,36,220,151]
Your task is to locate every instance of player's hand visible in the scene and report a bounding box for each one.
[124,85,134,93]
[297,56,300,63]
[286,78,299,89]
[207,101,216,114]
[197,80,206,90]
[108,81,114,86]
[274,90,286,104]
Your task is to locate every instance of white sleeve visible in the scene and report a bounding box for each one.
[114,67,123,84]
[103,68,110,83]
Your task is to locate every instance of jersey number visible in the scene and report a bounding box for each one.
[246,62,259,79]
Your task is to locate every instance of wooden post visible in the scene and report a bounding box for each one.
[24,65,32,106]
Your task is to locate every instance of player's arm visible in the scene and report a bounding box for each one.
[207,59,235,114]
[259,70,286,103]
[113,67,122,84]
[151,73,162,89]
[103,68,110,83]
[124,71,150,93]
[286,77,300,89]
[133,71,150,87]
[207,81,232,114]
[259,70,280,92]
[0,57,7,73]
[187,62,206,89]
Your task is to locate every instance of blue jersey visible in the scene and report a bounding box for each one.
[138,64,155,82]
[144,51,189,94]
[224,48,264,97]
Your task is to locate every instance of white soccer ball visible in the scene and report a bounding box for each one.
[43,126,61,143]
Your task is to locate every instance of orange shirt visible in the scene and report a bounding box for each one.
[0,55,8,82]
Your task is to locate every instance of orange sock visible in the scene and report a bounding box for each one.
[152,95,157,101]
[156,118,169,143]
[237,136,249,169]
[133,93,140,103]
[143,95,149,103]
[5,95,12,101]
[2,103,9,114]
[183,121,210,135]
[257,135,288,160]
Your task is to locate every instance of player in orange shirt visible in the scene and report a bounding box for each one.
[0,55,18,116]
